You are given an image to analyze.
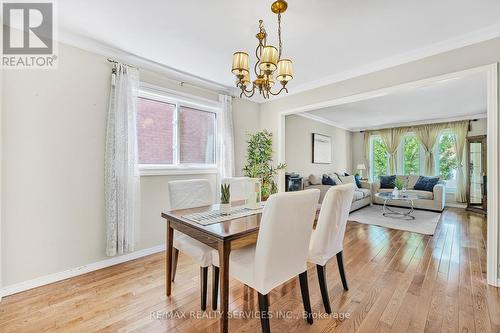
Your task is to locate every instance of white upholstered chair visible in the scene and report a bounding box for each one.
[213,189,320,333]
[168,179,214,310]
[221,177,252,202]
[308,183,355,313]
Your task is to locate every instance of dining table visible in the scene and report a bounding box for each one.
[161,201,263,333]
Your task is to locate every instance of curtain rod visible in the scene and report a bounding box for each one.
[106,58,234,97]
[359,118,479,133]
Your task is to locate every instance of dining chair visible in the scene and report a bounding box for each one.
[308,183,355,314]
[168,179,214,310]
[212,189,320,333]
[221,177,252,202]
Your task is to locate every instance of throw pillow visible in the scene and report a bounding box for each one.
[354,174,362,188]
[322,174,336,186]
[379,175,396,189]
[339,175,356,186]
[413,176,440,192]
[407,175,420,189]
[308,174,322,185]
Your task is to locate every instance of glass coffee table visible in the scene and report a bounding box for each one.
[375,192,421,220]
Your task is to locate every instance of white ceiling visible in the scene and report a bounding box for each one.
[301,72,487,131]
[53,1,500,95]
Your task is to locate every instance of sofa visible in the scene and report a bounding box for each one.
[304,173,371,212]
[372,175,445,212]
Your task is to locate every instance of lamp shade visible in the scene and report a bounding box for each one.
[356,163,366,170]
[231,52,249,76]
[277,59,293,82]
[259,46,278,72]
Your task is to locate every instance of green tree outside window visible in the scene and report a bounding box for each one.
[372,138,388,179]
[438,133,458,181]
[403,135,420,175]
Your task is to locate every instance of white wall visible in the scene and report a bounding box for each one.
[285,115,352,178]
[1,42,260,288]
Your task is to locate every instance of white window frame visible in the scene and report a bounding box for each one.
[369,134,389,181]
[434,129,457,192]
[137,84,221,176]
[398,132,424,176]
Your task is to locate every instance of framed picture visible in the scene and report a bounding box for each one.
[312,133,332,164]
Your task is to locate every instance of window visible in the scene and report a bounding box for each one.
[136,89,218,170]
[402,135,420,175]
[179,106,216,164]
[137,98,175,164]
[436,132,458,188]
[370,136,388,180]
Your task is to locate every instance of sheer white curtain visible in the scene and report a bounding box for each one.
[105,63,140,256]
[218,94,235,178]
[450,121,469,202]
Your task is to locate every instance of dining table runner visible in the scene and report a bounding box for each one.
[182,204,264,226]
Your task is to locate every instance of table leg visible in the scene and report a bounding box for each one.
[166,221,174,296]
[218,241,231,333]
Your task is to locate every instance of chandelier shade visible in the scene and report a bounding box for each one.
[231,52,250,76]
[259,46,279,72]
[277,59,293,82]
[230,0,293,99]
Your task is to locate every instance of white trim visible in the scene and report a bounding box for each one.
[486,63,499,287]
[294,112,351,131]
[265,23,500,103]
[279,63,499,287]
[57,23,500,104]
[58,29,236,95]
[444,202,467,209]
[0,245,166,298]
[139,166,218,176]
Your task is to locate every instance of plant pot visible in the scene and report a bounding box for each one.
[392,188,400,198]
[220,203,231,215]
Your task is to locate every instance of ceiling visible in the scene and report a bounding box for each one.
[53,1,500,96]
[301,72,487,131]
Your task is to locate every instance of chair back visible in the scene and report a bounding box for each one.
[168,179,213,210]
[253,189,320,294]
[221,177,252,202]
[309,184,355,266]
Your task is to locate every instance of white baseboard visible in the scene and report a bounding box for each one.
[0,244,165,298]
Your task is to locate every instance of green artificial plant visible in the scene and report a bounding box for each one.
[243,130,286,200]
[220,184,231,204]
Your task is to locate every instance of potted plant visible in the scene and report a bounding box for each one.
[243,130,286,200]
[220,183,231,215]
[393,178,404,197]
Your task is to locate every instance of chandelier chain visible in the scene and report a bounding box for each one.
[278,12,282,58]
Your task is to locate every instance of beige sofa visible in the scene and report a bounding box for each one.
[372,175,445,212]
[304,174,371,212]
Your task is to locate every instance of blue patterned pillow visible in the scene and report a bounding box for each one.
[322,174,336,186]
[380,175,396,189]
[414,176,440,192]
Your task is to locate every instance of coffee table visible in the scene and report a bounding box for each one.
[375,192,421,220]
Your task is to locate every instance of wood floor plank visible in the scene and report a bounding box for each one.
[0,208,498,333]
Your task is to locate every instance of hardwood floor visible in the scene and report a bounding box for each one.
[1,208,499,332]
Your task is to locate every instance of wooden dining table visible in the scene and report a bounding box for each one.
[161,201,262,333]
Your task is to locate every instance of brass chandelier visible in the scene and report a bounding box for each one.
[231,0,293,99]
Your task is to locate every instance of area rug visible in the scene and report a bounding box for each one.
[348,205,441,235]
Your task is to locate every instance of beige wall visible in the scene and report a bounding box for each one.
[260,37,499,279]
[1,42,259,287]
[285,115,352,178]
[232,98,260,176]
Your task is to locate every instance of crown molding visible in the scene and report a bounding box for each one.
[295,112,352,131]
[57,28,238,96]
[264,23,500,104]
[57,23,500,104]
